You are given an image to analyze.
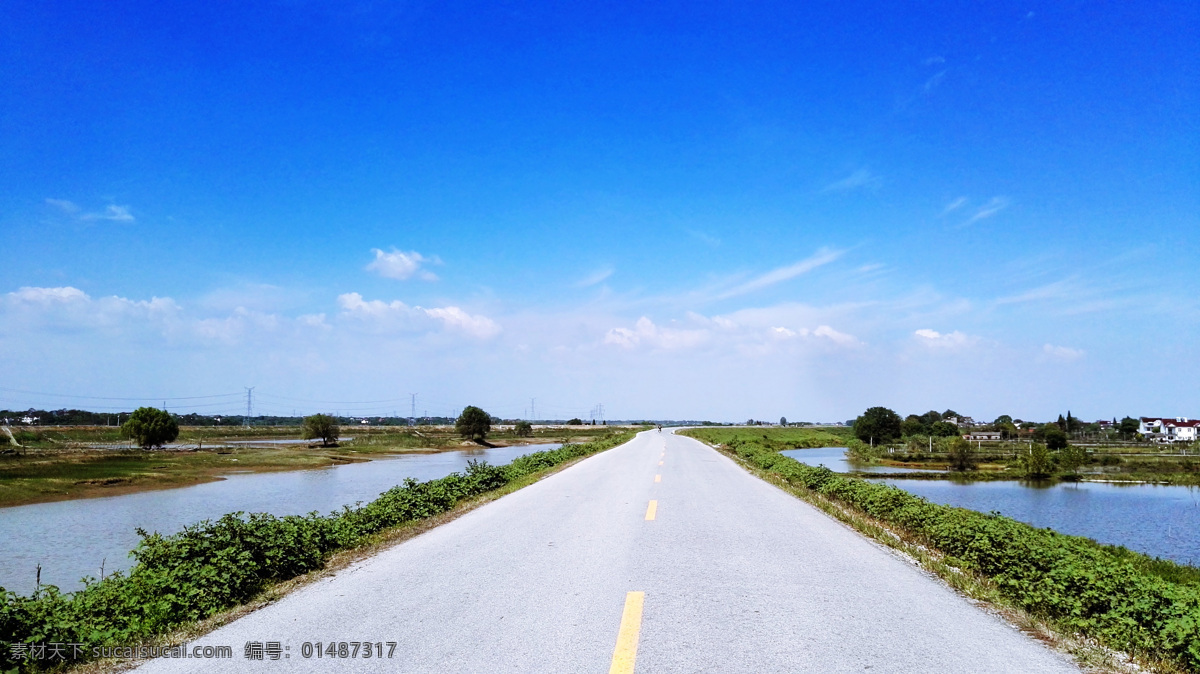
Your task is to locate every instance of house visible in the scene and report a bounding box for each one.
[1096,420,1114,430]
[964,430,1001,441]
[1139,417,1200,443]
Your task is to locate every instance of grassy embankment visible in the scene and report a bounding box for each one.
[683,427,1200,673]
[0,430,638,672]
[827,431,1200,485]
[0,425,619,508]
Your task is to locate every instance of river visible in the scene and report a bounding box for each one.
[0,444,558,595]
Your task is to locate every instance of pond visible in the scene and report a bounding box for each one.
[780,447,940,474]
[0,443,559,595]
[874,478,1200,566]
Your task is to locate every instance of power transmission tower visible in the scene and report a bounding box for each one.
[530,398,535,421]
[243,387,255,428]
[410,393,417,426]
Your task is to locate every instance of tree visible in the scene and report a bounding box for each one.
[1118,416,1140,440]
[780,416,788,427]
[514,420,533,437]
[854,407,902,444]
[1044,425,1069,451]
[919,410,942,428]
[947,438,977,471]
[901,416,926,438]
[567,417,583,425]
[1018,443,1055,478]
[993,414,1014,426]
[930,420,959,437]
[942,409,959,420]
[1058,443,1087,476]
[120,407,179,449]
[456,406,492,442]
[302,414,340,447]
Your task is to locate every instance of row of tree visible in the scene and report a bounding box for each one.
[852,406,1143,446]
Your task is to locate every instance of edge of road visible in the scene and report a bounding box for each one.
[670,428,1153,674]
[83,431,647,674]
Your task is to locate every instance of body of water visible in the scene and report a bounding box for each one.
[0,444,558,595]
[780,447,938,474]
[875,478,1200,566]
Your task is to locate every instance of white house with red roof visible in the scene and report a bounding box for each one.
[1139,417,1199,443]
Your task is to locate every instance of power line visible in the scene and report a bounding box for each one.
[0,387,242,401]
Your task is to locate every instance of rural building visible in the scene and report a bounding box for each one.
[1139,417,1199,443]
[964,430,1002,441]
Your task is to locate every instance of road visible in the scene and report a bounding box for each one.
[136,429,1078,673]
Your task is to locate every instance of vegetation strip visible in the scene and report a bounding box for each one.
[681,428,1200,673]
[0,431,636,671]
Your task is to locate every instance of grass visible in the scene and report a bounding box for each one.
[0,425,626,508]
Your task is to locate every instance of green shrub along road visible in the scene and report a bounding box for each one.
[683,427,1200,672]
[0,431,635,671]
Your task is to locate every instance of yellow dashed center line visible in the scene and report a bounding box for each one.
[609,591,645,674]
[645,500,658,520]
[658,460,663,466]
[654,474,661,483]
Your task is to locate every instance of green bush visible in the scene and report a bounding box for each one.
[0,432,633,670]
[687,431,1200,671]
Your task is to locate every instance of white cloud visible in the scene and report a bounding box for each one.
[604,317,708,350]
[1042,344,1084,361]
[821,169,881,193]
[337,292,499,339]
[913,328,977,349]
[770,326,797,339]
[424,306,501,339]
[715,248,843,300]
[8,286,89,304]
[811,325,860,346]
[366,248,440,281]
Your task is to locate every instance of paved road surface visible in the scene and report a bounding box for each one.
[137,430,1078,673]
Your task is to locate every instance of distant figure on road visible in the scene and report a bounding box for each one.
[657,425,662,432]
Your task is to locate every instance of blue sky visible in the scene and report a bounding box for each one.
[1,1,1196,422]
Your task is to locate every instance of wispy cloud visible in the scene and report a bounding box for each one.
[962,197,1009,227]
[714,248,843,300]
[821,169,881,193]
[995,277,1079,305]
[923,70,947,93]
[941,196,968,215]
[46,199,135,223]
[577,267,614,288]
[1042,344,1084,361]
[685,229,721,247]
[366,248,441,281]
